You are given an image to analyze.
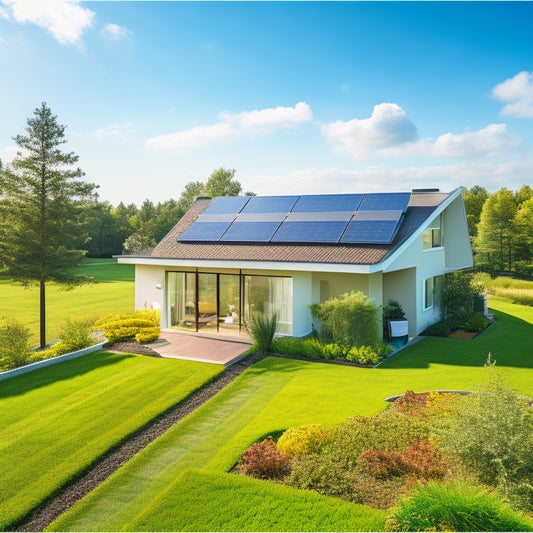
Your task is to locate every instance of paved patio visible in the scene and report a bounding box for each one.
[149,330,252,366]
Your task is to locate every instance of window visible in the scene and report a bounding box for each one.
[422,216,442,249]
[424,277,435,310]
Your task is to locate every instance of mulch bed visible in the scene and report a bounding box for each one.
[104,340,162,357]
[12,351,264,532]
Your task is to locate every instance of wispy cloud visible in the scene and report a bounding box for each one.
[91,122,136,140]
[0,0,94,45]
[0,5,9,19]
[147,102,313,153]
[321,103,518,159]
[101,22,130,40]
[248,160,533,197]
[492,71,533,119]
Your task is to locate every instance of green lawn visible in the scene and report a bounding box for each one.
[0,258,134,345]
[0,351,222,530]
[50,298,533,532]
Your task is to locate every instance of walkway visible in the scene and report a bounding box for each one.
[149,330,252,366]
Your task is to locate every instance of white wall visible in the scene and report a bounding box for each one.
[383,268,417,338]
[134,265,166,326]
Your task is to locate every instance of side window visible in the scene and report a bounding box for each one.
[422,216,442,249]
[424,277,435,310]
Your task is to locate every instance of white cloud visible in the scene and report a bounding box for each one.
[91,122,136,140]
[322,104,518,160]
[0,5,9,19]
[321,103,419,158]
[147,102,313,153]
[492,71,533,119]
[1,0,94,45]
[101,22,130,40]
[247,160,533,197]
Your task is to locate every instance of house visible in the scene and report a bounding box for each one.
[118,188,473,340]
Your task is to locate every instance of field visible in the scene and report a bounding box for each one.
[0,352,222,530]
[486,276,533,307]
[49,298,533,532]
[0,258,134,345]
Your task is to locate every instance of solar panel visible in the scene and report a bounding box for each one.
[340,220,401,244]
[358,193,411,212]
[241,195,299,214]
[292,194,363,213]
[220,222,282,242]
[272,221,349,243]
[284,212,353,222]
[352,210,403,222]
[179,221,232,241]
[203,196,250,215]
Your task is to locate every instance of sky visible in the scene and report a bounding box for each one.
[0,1,532,206]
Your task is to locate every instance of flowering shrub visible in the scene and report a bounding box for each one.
[95,310,160,344]
[237,436,291,480]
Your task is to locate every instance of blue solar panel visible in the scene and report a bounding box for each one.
[292,194,363,213]
[241,195,299,214]
[202,196,250,215]
[340,220,401,244]
[179,221,232,241]
[358,193,411,212]
[272,221,349,243]
[220,222,282,242]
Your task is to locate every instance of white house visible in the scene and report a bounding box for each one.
[118,188,473,340]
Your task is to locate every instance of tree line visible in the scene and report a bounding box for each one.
[464,185,533,276]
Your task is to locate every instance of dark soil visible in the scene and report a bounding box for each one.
[12,350,265,532]
[105,340,163,357]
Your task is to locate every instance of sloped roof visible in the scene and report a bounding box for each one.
[150,191,449,266]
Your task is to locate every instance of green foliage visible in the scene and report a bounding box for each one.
[346,345,380,365]
[0,318,32,371]
[443,371,533,488]
[237,436,291,480]
[246,312,277,354]
[54,316,96,353]
[312,290,381,349]
[460,314,489,332]
[382,300,406,320]
[421,320,451,337]
[439,271,484,329]
[386,481,533,532]
[463,185,489,239]
[277,424,327,458]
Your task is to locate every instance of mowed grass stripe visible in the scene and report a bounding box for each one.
[126,469,387,532]
[0,352,222,530]
[50,299,533,532]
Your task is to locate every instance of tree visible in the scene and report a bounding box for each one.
[0,103,97,348]
[475,188,517,271]
[178,180,205,211]
[463,185,489,239]
[204,167,242,198]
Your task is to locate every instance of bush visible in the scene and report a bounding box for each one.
[270,336,303,356]
[277,424,327,458]
[0,318,33,371]
[135,327,160,344]
[461,314,489,332]
[246,312,277,354]
[299,337,325,358]
[237,436,291,480]
[421,320,451,337]
[311,291,380,349]
[382,300,406,320]
[346,345,380,365]
[321,343,345,360]
[514,260,533,278]
[439,271,485,327]
[54,316,95,354]
[96,310,161,344]
[386,481,533,532]
[443,371,533,487]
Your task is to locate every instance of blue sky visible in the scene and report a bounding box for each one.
[0,1,532,205]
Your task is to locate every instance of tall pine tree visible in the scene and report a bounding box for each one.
[0,103,97,348]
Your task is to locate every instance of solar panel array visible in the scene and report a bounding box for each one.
[178,192,411,245]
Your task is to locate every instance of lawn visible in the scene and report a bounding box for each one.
[50,298,533,532]
[0,351,222,530]
[0,258,134,346]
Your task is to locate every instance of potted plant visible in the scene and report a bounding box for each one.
[382,300,408,347]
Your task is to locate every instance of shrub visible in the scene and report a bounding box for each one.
[514,260,533,278]
[96,310,161,344]
[401,439,447,481]
[386,481,533,532]
[0,318,33,371]
[460,314,489,332]
[321,343,345,360]
[277,424,327,458]
[377,342,395,359]
[346,345,380,365]
[54,316,95,353]
[382,300,406,320]
[246,312,277,354]
[311,291,381,349]
[421,320,451,337]
[443,371,533,487]
[360,449,406,479]
[270,336,303,356]
[237,436,291,480]
[135,327,160,344]
[299,337,325,358]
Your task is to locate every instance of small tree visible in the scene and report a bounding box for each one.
[0,103,97,348]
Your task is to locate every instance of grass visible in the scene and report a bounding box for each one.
[127,469,387,532]
[0,258,134,346]
[0,351,222,530]
[50,298,533,532]
[486,276,533,306]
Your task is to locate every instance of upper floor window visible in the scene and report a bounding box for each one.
[423,216,442,249]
